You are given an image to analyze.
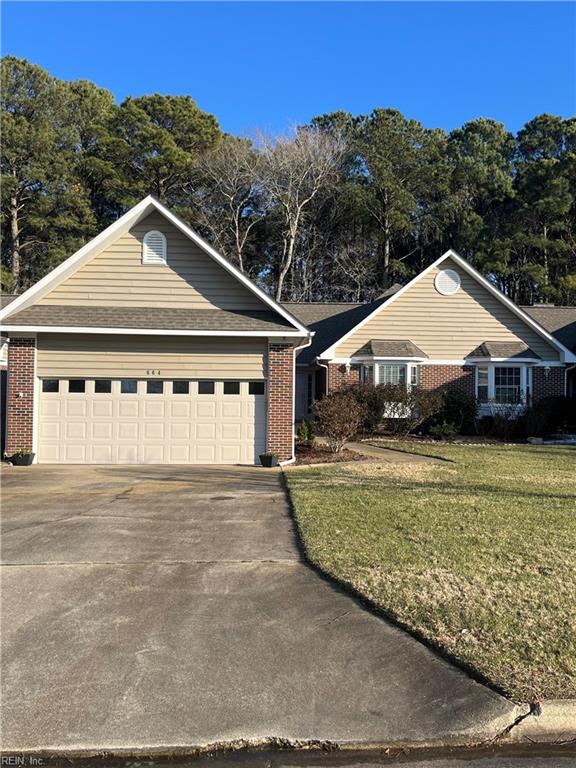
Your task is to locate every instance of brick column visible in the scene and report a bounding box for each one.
[326,363,361,393]
[419,365,475,396]
[267,343,294,462]
[5,337,36,457]
[532,367,565,402]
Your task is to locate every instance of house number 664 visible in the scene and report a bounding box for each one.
[146,369,162,375]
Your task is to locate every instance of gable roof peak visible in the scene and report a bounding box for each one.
[0,197,309,336]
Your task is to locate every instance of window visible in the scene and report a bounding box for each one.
[249,381,265,395]
[223,381,240,395]
[377,364,407,386]
[146,380,164,394]
[494,367,521,404]
[173,381,189,395]
[198,381,215,395]
[475,366,529,405]
[477,367,489,403]
[121,379,138,394]
[410,366,419,387]
[68,380,85,393]
[142,230,167,265]
[94,379,112,394]
[360,365,373,384]
[42,379,59,393]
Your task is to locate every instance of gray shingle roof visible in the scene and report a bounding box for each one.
[468,341,540,359]
[353,339,428,358]
[522,306,576,353]
[2,305,296,333]
[0,294,19,309]
[283,287,399,365]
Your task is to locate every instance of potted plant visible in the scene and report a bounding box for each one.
[10,449,35,466]
[259,451,279,468]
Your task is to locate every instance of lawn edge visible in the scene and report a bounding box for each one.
[280,466,548,708]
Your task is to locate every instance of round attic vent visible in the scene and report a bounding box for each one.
[434,268,461,295]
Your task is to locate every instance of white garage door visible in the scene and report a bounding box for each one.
[38,378,266,464]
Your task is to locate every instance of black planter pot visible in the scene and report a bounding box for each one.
[11,453,35,466]
[259,454,278,468]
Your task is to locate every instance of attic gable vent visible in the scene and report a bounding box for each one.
[142,230,167,265]
[434,268,461,296]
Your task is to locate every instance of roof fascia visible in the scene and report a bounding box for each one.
[2,325,307,338]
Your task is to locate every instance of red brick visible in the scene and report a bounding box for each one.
[267,343,294,461]
[5,338,36,456]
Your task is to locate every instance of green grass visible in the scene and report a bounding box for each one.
[285,443,576,702]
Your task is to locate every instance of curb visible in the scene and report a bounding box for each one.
[502,700,576,744]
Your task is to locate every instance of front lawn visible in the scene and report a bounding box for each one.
[285,443,576,702]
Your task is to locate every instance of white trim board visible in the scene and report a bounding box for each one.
[319,249,576,363]
[2,325,307,339]
[322,356,565,367]
[0,196,310,336]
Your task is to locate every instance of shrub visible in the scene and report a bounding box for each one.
[313,391,365,452]
[518,395,575,438]
[441,390,478,434]
[296,419,316,448]
[429,421,458,440]
[378,383,443,437]
[486,402,523,440]
[341,383,389,433]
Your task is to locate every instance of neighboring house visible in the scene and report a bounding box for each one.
[287,254,576,420]
[0,197,310,465]
[1,198,574,466]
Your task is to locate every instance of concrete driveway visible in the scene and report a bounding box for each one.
[1,464,522,753]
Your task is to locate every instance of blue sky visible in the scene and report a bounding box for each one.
[2,2,574,136]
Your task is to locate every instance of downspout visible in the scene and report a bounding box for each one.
[279,332,314,467]
[564,363,576,398]
[317,358,330,396]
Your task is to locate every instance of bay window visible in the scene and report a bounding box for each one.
[476,365,531,405]
[372,363,419,389]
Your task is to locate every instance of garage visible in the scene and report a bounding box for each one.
[38,377,266,464]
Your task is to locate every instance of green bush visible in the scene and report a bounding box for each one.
[429,421,458,440]
[296,419,316,448]
[518,396,575,437]
[313,391,365,452]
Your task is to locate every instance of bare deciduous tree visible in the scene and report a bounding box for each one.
[255,126,345,300]
[190,136,265,272]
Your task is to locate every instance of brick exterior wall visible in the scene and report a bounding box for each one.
[5,337,36,457]
[267,343,294,462]
[532,366,565,402]
[326,363,361,393]
[419,365,476,396]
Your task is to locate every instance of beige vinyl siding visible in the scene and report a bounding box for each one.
[335,259,559,360]
[37,334,267,378]
[38,212,265,310]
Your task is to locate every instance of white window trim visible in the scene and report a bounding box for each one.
[475,364,533,407]
[373,361,420,390]
[142,230,167,265]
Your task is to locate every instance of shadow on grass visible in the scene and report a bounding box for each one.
[279,472,526,704]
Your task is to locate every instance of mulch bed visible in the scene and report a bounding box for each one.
[295,445,368,465]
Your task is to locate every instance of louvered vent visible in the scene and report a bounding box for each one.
[142,230,167,264]
[434,268,461,295]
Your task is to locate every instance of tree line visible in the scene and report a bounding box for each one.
[2,55,575,305]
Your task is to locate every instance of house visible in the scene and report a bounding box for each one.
[0,197,311,465]
[1,197,574,466]
[286,255,576,419]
